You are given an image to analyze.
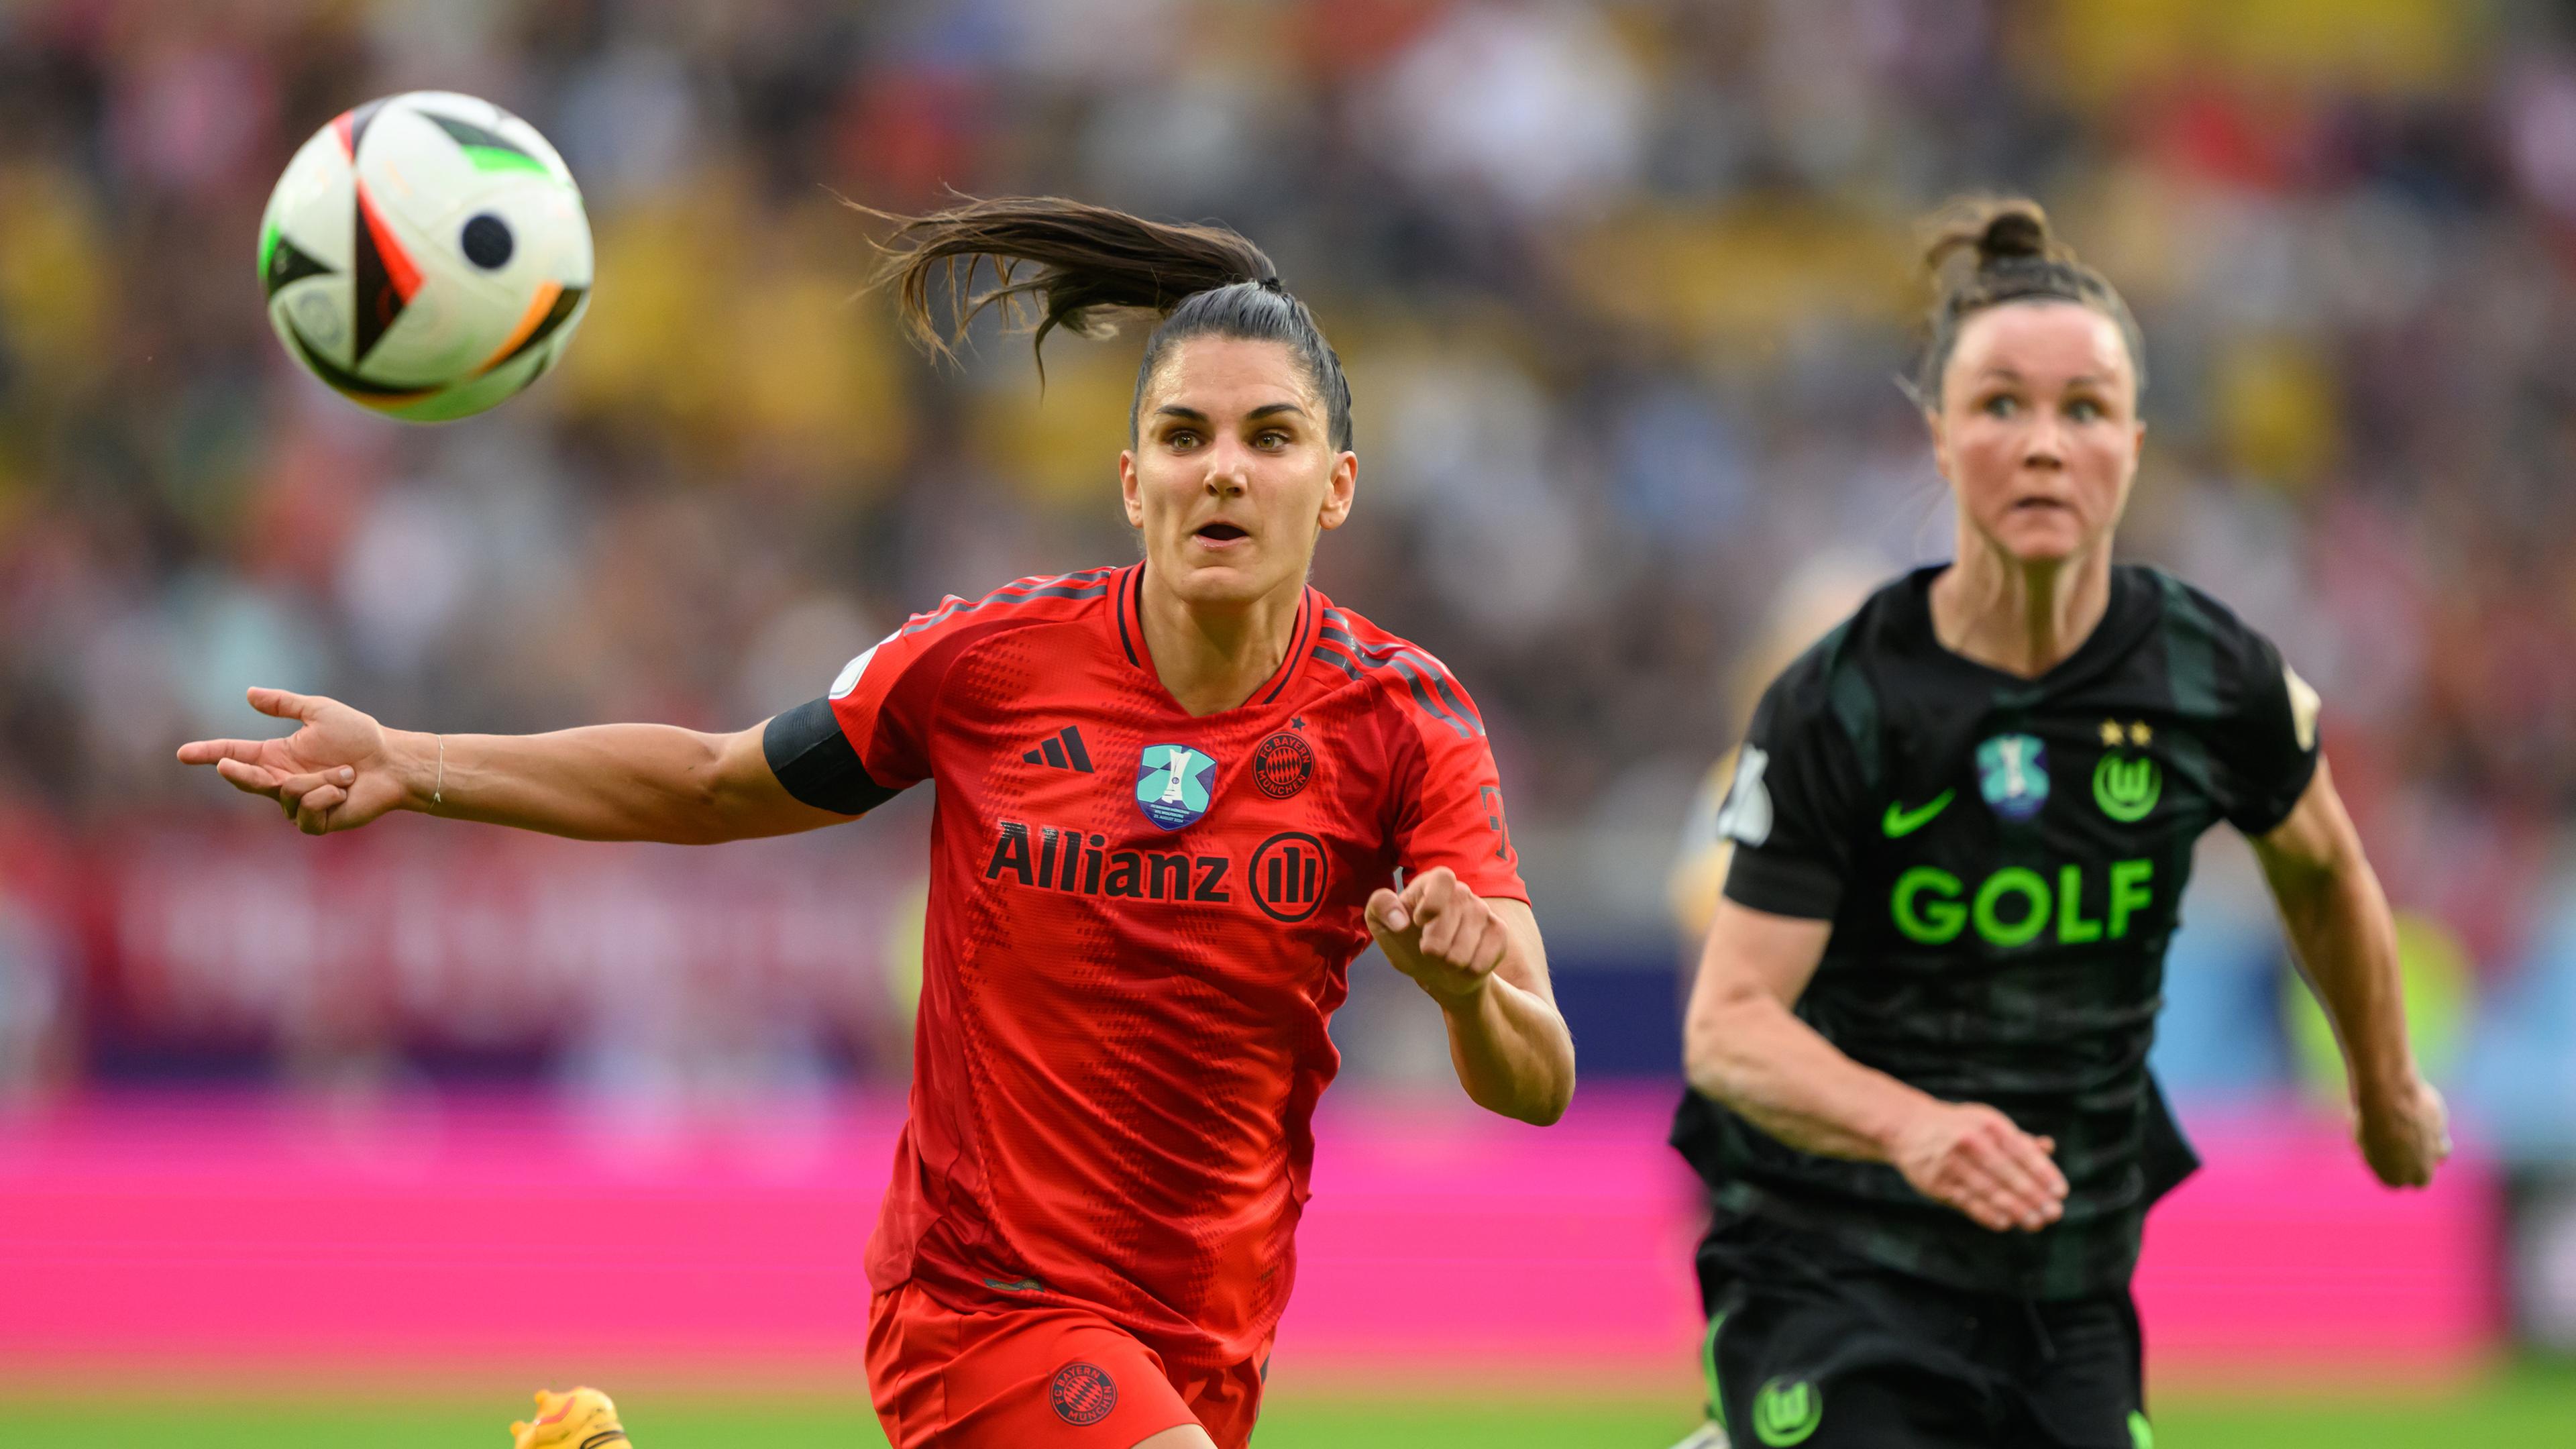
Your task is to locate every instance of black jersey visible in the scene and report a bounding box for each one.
[1672,564,2322,1300]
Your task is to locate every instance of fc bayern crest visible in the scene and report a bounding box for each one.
[1049,1361,1117,1426]
[1136,743,1218,830]
[1252,731,1316,799]
[1976,733,2050,822]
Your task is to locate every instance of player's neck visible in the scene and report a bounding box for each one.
[1929,537,2113,679]
[1137,568,1303,716]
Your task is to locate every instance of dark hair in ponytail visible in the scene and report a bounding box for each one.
[860,195,1354,451]
[1911,197,2145,408]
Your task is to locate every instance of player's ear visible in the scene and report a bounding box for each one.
[1317,450,1355,532]
[1118,449,1144,529]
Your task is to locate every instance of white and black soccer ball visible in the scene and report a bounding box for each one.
[257,91,592,423]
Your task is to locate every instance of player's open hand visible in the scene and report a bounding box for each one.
[1888,1099,2068,1234]
[176,687,412,836]
[2357,1075,2449,1189]
[1368,866,1508,1007]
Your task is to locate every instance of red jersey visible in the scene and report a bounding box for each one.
[826,564,1526,1366]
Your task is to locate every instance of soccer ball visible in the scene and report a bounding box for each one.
[257,91,592,423]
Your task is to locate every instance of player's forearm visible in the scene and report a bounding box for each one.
[388,724,753,844]
[1686,990,1933,1163]
[1441,973,1575,1126]
[2273,848,2416,1108]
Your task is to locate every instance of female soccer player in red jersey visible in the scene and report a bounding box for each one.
[179,197,1577,1449]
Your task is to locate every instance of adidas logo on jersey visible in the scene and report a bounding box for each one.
[1022,726,1095,773]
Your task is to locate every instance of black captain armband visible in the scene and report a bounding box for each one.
[763,698,901,815]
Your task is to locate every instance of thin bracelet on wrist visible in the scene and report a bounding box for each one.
[431,733,445,811]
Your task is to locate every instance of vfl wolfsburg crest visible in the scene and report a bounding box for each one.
[2093,753,2162,822]
[1976,733,2049,822]
[1751,1376,1823,1446]
[1136,743,1218,830]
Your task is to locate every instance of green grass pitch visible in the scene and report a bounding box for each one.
[5,1364,2575,1448]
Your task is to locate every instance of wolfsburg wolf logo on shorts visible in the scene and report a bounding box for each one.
[1136,743,1218,830]
[1752,1375,1822,1445]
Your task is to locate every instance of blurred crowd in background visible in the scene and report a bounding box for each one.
[5,0,2576,1189]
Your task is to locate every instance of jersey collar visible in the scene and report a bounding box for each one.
[1115,562,1319,710]
[1900,562,2152,696]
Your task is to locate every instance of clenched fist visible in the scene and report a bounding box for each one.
[1367,866,1509,1006]
[2357,1075,2449,1189]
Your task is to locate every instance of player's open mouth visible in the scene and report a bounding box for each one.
[1193,523,1250,545]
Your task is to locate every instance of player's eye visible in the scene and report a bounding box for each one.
[1254,429,1289,449]
[1982,394,2019,419]
[1166,429,1201,449]
[2066,397,2104,422]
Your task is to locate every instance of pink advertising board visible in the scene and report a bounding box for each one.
[0,1090,2497,1391]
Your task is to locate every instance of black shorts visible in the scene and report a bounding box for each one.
[1695,1216,2151,1449]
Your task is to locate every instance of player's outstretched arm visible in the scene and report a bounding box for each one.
[1684,899,2069,1234]
[2251,757,2449,1188]
[176,687,858,844]
[1367,869,1576,1126]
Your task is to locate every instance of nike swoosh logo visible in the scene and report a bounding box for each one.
[1883,790,1954,837]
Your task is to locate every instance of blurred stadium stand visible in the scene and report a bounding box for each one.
[3,0,2575,1364]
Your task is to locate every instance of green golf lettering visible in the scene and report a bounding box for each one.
[1890,860,2157,948]
[1973,867,2050,947]
[1892,867,1966,944]
[2108,858,2153,938]
[2057,863,2102,944]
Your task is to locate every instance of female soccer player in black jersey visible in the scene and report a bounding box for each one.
[1669,200,2449,1449]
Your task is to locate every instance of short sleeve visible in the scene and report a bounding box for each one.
[761,621,945,816]
[2213,627,2322,837]
[1666,756,1741,943]
[1389,678,1529,905]
[822,619,951,792]
[1718,663,1870,921]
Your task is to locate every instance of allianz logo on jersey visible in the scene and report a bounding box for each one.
[983,821,1330,923]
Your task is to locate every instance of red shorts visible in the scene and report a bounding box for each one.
[865,1281,1268,1449]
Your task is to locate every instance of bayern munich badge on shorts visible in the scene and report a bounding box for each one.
[1976,733,2050,822]
[1136,743,1218,830]
[1252,731,1315,799]
[1050,1360,1118,1425]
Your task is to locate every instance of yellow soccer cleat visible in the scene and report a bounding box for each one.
[508,1387,628,1449]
